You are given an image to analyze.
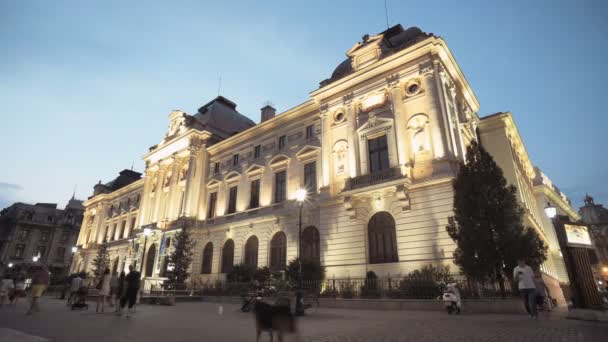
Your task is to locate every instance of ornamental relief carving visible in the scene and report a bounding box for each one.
[407,114,431,156]
[332,140,349,176]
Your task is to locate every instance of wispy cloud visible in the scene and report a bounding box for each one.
[0,181,24,209]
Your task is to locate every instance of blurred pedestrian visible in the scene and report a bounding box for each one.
[513,259,537,319]
[96,268,111,313]
[27,265,49,315]
[0,273,15,307]
[115,271,125,313]
[67,273,82,305]
[533,271,551,310]
[120,265,140,317]
[109,271,119,307]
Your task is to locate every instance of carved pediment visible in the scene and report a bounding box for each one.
[224,171,241,182]
[207,178,221,188]
[245,164,265,176]
[295,145,321,161]
[268,154,290,170]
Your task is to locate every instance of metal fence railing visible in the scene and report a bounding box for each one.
[148,275,516,300]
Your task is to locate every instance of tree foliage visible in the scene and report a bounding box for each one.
[91,244,110,276]
[446,141,547,283]
[165,228,196,289]
[285,257,326,285]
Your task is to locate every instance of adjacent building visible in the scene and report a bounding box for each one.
[579,195,608,284]
[71,24,577,298]
[0,197,84,279]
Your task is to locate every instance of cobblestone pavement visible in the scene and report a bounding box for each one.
[0,297,606,342]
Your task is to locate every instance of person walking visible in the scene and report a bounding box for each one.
[513,259,537,319]
[0,273,15,308]
[96,268,111,313]
[27,266,49,315]
[533,271,551,310]
[109,271,119,308]
[120,265,140,317]
[67,273,82,306]
[115,271,126,313]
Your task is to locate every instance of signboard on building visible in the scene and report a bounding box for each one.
[565,224,593,248]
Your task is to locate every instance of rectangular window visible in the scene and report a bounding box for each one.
[56,247,65,260]
[304,162,317,193]
[278,135,286,150]
[232,154,239,166]
[214,162,220,174]
[14,244,25,258]
[227,186,238,214]
[40,232,50,243]
[61,231,70,242]
[274,171,287,203]
[36,245,46,258]
[19,230,30,241]
[207,192,217,219]
[119,220,127,239]
[250,179,260,209]
[368,135,390,173]
[306,125,314,139]
[254,145,261,159]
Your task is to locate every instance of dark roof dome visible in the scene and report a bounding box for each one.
[320,25,434,87]
[193,96,255,139]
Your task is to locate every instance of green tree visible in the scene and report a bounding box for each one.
[92,244,110,276]
[285,258,326,291]
[446,141,547,289]
[165,228,196,289]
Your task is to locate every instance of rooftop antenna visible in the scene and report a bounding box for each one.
[384,0,390,29]
[71,184,77,200]
[131,160,134,171]
[217,76,222,96]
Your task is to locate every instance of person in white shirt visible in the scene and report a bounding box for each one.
[67,274,82,305]
[513,259,537,318]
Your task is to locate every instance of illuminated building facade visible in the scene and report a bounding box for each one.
[72,25,576,297]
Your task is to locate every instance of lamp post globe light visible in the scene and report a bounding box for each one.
[544,202,557,219]
[294,188,307,316]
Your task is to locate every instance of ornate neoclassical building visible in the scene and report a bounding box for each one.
[72,25,576,296]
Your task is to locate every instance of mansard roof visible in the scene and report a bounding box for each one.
[92,169,142,197]
[193,96,256,139]
[319,25,435,87]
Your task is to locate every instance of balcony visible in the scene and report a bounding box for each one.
[344,167,404,191]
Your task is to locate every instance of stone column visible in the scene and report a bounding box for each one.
[419,61,450,159]
[181,144,200,217]
[138,168,155,227]
[152,169,164,224]
[344,94,360,177]
[448,85,466,159]
[388,75,410,175]
[320,107,331,187]
[166,158,181,220]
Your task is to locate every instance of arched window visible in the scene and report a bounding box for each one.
[269,232,287,270]
[221,239,235,273]
[368,212,398,264]
[244,236,258,268]
[144,244,157,277]
[201,242,213,274]
[302,226,320,262]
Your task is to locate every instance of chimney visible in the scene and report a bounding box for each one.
[261,104,276,122]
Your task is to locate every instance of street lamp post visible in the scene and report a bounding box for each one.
[294,188,307,316]
[140,228,152,275]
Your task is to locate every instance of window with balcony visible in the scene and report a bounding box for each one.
[207,192,217,219]
[227,186,238,214]
[368,135,389,173]
[249,179,260,209]
[274,171,286,203]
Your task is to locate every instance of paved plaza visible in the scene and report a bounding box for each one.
[0,297,606,342]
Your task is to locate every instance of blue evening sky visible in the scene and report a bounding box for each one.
[1,0,606,210]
